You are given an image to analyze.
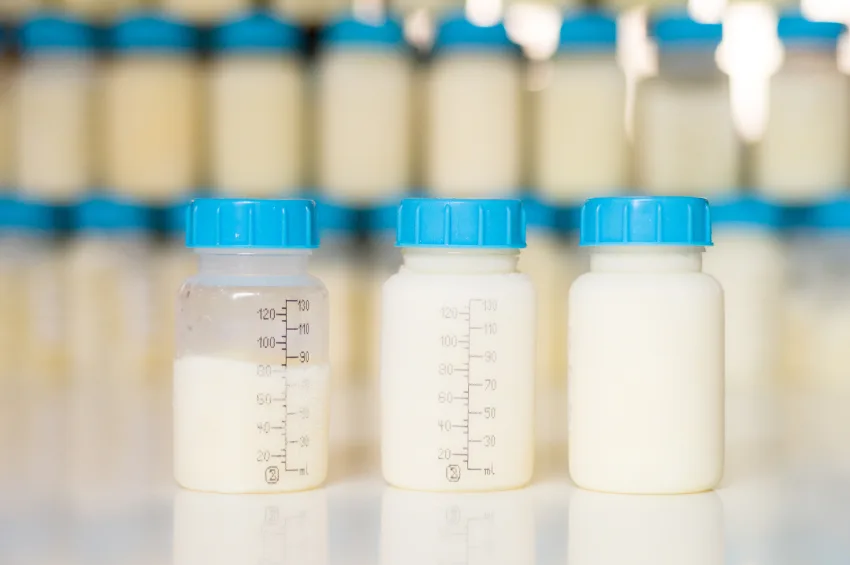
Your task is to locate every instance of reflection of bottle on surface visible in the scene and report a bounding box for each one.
[174,488,328,565]
[380,487,534,565]
[568,489,724,565]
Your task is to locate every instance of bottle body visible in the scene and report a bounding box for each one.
[173,251,330,493]
[381,250,535,491]
[273,0,353,25]
[317,48,413,204]
[102,55,201,203]
[426,53,522,197]
[568,247,724,494]
[210,55,304,198]
[162,0,250,23]
[534,53,628,202]
[59,0,141,20]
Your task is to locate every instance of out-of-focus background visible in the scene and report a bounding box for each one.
[2,0,850,563]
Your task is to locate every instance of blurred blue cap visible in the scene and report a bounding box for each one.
[21,13,96,52]
[321,14,405,48]
[214,11,303,53]
[557,206,582,235]
[523,196,558,232]
[580,196,712,246]
[316,198,359,234]
[710,195,785,230]
[434,14,517,54]
[559,11,618,53]
[186,198,319,249]
[112,12,199,53]
[778,12,846,48]
[397,198,526,248]
[73,195,155,233]
[651,11,723,51]
[0,197,57,233]
[809,196,850,231]
[366,200,401,234]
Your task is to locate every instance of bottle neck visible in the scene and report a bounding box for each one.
[402,248,520,275]
[197,249,311,276]
[589,247,704,273]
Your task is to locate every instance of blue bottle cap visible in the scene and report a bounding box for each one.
[397,198,526,249]
[580,196,712,247]
[161,199,190,235]
[809,196,850,231]
[778,12,845,48]
[73,195,155,233]
[651,11,723,51]
[433,14,517,54]
[710,195,785,230]
[21,13,96,53]
[366,200,402,234]
[214,11,303,53]
[321,14,405,49]
[186,198,319,249]
[559,11,618,53]
[316,198,359,234]
[0,197,57,233]
[557,206,581,235]
[112,13,199,53]
[523,196,558,232]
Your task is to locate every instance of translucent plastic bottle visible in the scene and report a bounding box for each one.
[534,12,628,203]
[174,199,330,493]
[162,0,251,24]
[316,15,413,205]
[15,14,95,203]
[427,16,522,198]
[635,14,740,196]
[702,196,784,450]
[754,15,849,203]
[103,14,201,203]
[569,196,724,494]
[382,198,535,491]
[210,12,305,198]
[273,0,352,26]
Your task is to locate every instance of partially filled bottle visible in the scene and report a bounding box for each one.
[174,199,330,493]
[382,198,535,491]
[754,14,848,203]
[210,11,305,198]
[569,196,724,494]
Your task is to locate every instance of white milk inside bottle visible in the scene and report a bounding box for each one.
[569,196,724,494]
[754,15,849,203]
[534,12,628,203]
[103,14,201,203]
[382,198,535,492]
[15,14,96,203]
[426,16,522,198]
[316,15,413,205]
[635,13,740,196]
[210,11,305,198]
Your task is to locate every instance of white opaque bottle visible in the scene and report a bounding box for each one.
[702,196,784,451]
[427,16,522,198]
[15,14,96,203]
[569,197,724,494]
[210,12,305,198]
[316,16,413,205]
[754,15,849,203]
[635,14,740,196]
[382,199,535,491]
[161,0,251,24]
[273,0,352,25]
[103,14,201,203]
[534,12,628,203]
[174,199,330,493]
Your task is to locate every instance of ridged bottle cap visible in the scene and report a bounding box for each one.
[397,198,526,249]
[580,196,712,246]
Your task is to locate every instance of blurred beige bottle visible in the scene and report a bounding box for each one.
[161,0,251,24]
[59,0,142,20]
[274,0,352,26]
[102,14,201,204]
[15,15,96,203]
[754,15,849,203]
[316,15,413,205]
[391,0,462,14]
[210,12,305,198]
[0,31,12,191]
[635,14,740,197]
[0,0,41,19]
[534,12,628,204]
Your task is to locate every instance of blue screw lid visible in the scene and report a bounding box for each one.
[186,198,318,249]
[559,11,618,53]
[397,198,526,249]
[778,12,845,48]
[73,195,155,233]
[366,200,401,234]
[557,206,581,235]
[321,14,405,48]
[214,11,303,53]
[0,197,57,233]
[316,198,359,234]
[523,196,558,232]
[580,196,712,247]
[434,14,516,54]
[710,195,785,230]
[21,13,96,53]
[112,13,199,53]
[651,12,723,51]
[808,196,850,231]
